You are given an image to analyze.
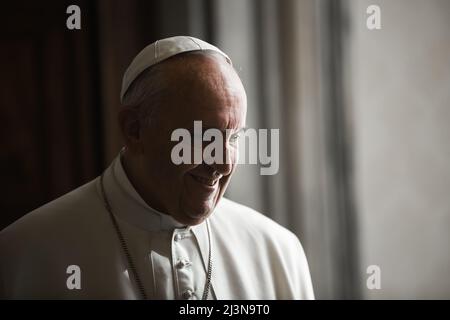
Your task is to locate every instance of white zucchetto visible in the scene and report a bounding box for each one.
[120,36,232,103]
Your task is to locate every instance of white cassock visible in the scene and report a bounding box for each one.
[0,154,314,299]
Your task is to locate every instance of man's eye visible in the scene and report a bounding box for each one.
[229,133,240,143]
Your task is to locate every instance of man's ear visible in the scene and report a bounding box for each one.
[118,106,143,154]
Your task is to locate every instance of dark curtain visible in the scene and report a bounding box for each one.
[0,1,102,229]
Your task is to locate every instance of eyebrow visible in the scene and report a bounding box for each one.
[233,127,247,134]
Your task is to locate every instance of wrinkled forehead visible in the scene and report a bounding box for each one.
[161,52,246,99]
[156,53,247,129]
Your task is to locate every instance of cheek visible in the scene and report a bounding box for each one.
[143,156,187,187]
[143,127,176,162]
[157,165,190,200]
[175,164,198,185]
[228,145,239,165]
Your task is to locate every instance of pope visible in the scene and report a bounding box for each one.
[0,36,314,300]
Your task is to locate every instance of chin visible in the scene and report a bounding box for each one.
[174,213,207,226]
[179,203,214,226]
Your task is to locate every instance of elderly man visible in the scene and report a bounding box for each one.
[0,36,314,299]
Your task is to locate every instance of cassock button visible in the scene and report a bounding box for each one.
[177,258,192,269]
[174,234,182,242]
[182,289,196,299]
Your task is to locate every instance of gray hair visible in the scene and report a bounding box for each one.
[121,62,166,127]
[120,50,232,127]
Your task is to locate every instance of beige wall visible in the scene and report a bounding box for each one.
[347,0,450,298]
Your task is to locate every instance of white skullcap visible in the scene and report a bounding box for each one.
[120,36,232,103]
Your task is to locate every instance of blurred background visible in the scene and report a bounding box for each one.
[1,0,449,299]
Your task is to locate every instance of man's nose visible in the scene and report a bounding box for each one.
[210,144,233,177]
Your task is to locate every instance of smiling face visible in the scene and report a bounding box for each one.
[120,52,247,226]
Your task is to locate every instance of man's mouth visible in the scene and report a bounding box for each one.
[190,174,218,187]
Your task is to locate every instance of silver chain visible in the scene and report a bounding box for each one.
[100,172,213,300]
[202,218,213,300]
